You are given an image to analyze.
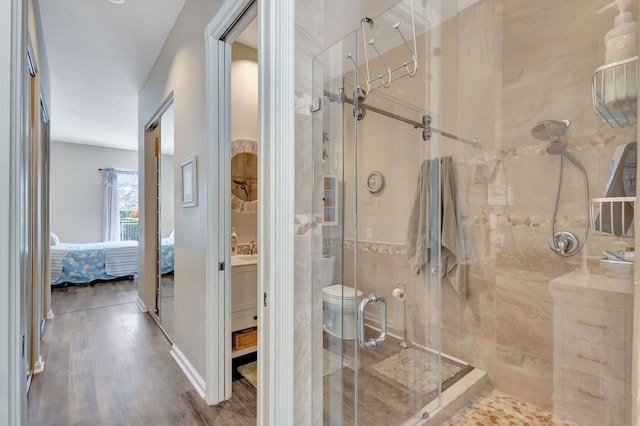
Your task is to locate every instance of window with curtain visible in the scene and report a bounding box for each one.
[117,171,139,241]
[102,169,139,242]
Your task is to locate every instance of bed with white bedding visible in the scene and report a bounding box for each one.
[50,238,175,286]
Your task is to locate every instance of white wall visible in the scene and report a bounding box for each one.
[231,42,258,244]
[50,140,138,243]
[138,0,224,378]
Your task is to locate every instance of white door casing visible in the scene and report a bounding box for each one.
[257,0,295,424]
[204,0,255,405]
[204,1,296,424]
[1,0,27,424]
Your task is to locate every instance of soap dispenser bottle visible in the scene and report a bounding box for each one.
[231,227,238,256]
[599,0,638,108]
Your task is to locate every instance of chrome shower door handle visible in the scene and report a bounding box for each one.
[358,294,387,349]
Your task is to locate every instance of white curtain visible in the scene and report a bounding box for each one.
[102,168,120,241]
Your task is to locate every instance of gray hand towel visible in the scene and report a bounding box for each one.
[440,157,467,298]
[406,158,437,275]
[406,157,467,298]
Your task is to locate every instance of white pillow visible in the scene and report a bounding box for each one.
[50,232,60,246]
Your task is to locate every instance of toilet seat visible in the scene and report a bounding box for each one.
[322,284,363,306]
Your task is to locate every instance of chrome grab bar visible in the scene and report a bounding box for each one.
[358,294,387,349]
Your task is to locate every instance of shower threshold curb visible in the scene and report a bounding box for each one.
[403,367,490,426]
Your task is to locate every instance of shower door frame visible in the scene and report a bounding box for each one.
[313,3,446,421]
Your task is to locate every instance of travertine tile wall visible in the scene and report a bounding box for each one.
[294,0,324,423]
[440,0,635,411]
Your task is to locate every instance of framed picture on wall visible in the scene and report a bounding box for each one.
[181,155,197,207]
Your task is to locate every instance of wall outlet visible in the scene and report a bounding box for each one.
[366,228,373,240]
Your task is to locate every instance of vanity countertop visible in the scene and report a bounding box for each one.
[549,270,633,295]
[231,254,258,266]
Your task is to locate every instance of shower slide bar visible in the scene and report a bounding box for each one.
[324,89,482,149]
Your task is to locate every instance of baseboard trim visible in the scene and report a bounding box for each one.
[170,344,206,399]
[136,296,147,312]
[46,309,54,320]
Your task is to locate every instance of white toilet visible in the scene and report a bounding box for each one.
[321,255,363,340]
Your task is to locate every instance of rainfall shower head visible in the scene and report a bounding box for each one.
[531,120,571,142]
[531,119,571,142]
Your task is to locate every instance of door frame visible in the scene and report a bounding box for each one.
[256,1,295,423]
[204,0,255,405]
[204,0,295,422]
[1,0,27,424]
[141,94,174,317]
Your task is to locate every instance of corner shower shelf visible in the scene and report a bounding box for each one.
[589,196,636,237]
[592,56,638,128]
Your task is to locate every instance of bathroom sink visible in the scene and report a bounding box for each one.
[231,254,258,266]
[237,254,257,261]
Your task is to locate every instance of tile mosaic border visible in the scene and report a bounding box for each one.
[456,134,622,167]
[323,238,406,256]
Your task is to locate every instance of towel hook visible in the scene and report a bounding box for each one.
[368,39,393,88]
[346,53,371,98]
[348,1,420,96]
[393,23,418,77]
[361,17,373,89]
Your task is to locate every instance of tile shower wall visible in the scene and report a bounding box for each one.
[337,0,637,415]
[438,0,636,411]
[295,0,325,424]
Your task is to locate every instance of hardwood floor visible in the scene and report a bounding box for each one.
[51,279,138,314]
[27,280,257,425]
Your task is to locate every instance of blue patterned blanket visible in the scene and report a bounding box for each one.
[50,239,174,285]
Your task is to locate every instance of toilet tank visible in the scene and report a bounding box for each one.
[320,255,335,286]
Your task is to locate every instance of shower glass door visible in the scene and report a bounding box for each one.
[313,1,445,423]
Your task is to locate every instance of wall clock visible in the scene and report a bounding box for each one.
[366,171,385,193]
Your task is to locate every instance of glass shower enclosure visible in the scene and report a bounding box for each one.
[313,0,638,424]
[312,1,477,423]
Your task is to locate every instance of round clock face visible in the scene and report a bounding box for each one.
[366,171,384,193]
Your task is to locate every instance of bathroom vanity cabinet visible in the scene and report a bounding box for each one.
[231,260,258,357]
[549,271,633,426]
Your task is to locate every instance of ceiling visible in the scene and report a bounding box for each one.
[38,0,186,152]
[41,0,482,155]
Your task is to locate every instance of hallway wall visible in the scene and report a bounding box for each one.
[138,0,224,378]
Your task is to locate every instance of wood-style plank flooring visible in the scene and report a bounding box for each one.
[27,280,257,425]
